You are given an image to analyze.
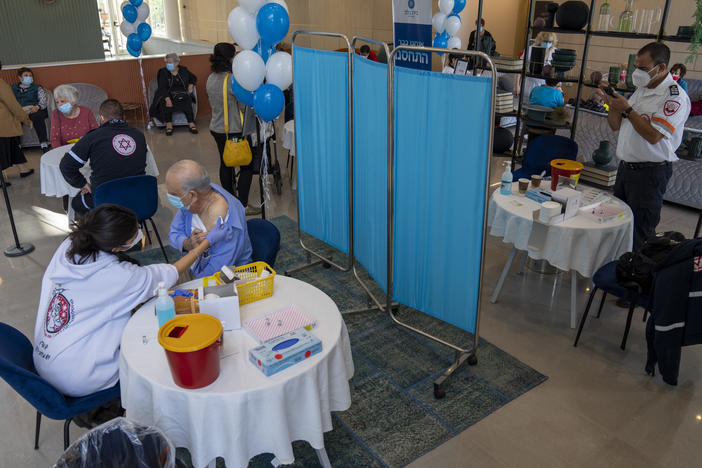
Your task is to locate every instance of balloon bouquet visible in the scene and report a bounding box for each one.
[120,0,152,57]
[432,0,466,51]
[227,0,292,123]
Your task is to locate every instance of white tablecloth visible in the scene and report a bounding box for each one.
[282,120,295,156]
[40,144,159,198]
[119,276,354,468]
[487,186,633,278]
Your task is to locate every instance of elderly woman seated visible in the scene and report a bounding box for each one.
[50,84,98,149]
[166,159,252,278]
[11,67,50,151]
[149,53,198,136]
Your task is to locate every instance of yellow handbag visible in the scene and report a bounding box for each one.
[222,74,252,167]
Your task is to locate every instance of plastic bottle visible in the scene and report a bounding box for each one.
[500,161,513,195]
[155,282,176,328]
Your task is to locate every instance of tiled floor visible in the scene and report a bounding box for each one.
[0,118,699,467]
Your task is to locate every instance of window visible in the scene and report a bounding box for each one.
[149,0,167,37]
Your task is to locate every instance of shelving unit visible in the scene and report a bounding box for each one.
[509,0,691,167]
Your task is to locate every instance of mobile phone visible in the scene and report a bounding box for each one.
[603,86,616,97]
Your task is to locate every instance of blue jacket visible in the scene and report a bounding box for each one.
[168,183,253,278]
[645,238,702,385]
[529,85,564,108]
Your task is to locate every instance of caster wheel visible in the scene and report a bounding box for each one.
[433,384,446,399]
[468,355,478,366]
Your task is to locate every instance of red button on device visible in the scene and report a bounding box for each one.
[274,354,283,360]
[305,350,311,358]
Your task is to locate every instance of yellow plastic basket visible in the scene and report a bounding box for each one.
[210,261,276,305]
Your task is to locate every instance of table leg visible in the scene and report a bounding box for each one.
[491,247,518,304]
[315,448,332,468]
[516,250,528,275]
[570,270,577,329]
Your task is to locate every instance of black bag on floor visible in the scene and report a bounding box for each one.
[616,231,686,293]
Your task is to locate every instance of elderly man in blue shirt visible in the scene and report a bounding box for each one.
[166,159,252,278]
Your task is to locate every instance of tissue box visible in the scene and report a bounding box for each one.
[551,188,582,220]
[249,328,322,376]
[197,283,241,331]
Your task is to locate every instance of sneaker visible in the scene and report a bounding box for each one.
[20,169,35,178]
[245,205,262,216]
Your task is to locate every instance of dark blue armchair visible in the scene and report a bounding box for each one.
[513,134,578,182]
[247,218,281,267]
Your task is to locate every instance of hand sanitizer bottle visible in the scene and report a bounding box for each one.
[155,282,176,328]
[500,162,513,195]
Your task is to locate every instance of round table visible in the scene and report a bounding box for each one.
[40,143,159,198]
[119,275,354,468]
[487,185,633,327]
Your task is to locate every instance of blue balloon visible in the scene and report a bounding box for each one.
[433,32,448,49]
[452,0,466,14]
[122,4,138,23]
[130,0,143,6]
[127,33,142,52]
[440,31,450,41]
[137,22,152,41]
[254,40,275,63]
[231,76,255,108]
[253,84,284,122]
[126,45,140,58]
[256,4,289,46]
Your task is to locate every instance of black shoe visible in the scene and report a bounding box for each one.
[165,127,174,136]
[616,298,630,308]
[41,145,50,153]
[20,169,34,178]
[2,181,11,187]
[188,125,198,134]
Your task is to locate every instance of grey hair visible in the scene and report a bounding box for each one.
[165,53,179,62]
[54,84,79,104]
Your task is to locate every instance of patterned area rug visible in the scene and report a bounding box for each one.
[130,216,547,468]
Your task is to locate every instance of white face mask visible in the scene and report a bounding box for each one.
[632,66,657,88]
[542,42,552,49]
[120,229,143,251]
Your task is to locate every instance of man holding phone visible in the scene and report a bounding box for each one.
[598,42,690,251]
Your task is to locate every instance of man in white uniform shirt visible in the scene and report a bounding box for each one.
[599,42,690,250]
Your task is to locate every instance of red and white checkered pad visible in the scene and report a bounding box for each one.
[694,256,701,273]
[244,304,315,343]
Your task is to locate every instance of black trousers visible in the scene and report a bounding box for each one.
[614,161,673,251]
[28,109,48,143]
[160,98,194,124]
[71,192,94,215]
[210,130,253,207]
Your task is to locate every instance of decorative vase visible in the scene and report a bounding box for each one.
[493,127,513,154]
[592,140,612,166]
[625,54,636,88]
[688,137,702,159]
[618,0,635,32]
[555,1,590,30]
[608,65,620,85]
[597,0,611,32]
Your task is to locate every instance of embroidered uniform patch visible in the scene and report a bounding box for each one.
[45,287,72,335]
[663,100,680,116]
[112,134,136,156]
[669,84,679,96]
[694,256,701,273]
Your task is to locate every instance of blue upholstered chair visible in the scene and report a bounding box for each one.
[93,175,169,263]
[247,218,281,267]
[512,134,578,181]
[0,323,120,450]
[573,261,652,350]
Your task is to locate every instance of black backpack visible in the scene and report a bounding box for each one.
[616,231,686,293]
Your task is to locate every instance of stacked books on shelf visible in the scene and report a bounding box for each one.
[580,161,618,188]
[496,91,514,114]
[493,57,524,72]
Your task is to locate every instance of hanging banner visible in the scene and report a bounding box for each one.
[392,0,432,70]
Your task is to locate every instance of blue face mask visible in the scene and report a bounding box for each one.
[166,63,175,71]
[22,76,33,85]
[167,192,190,210]
[58,102,72,114]
[542,42,553,49]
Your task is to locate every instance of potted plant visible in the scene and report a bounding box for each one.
[688,0,702,63]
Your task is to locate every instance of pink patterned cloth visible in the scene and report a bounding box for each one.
[244,304,315,342]
[50,106,98,148]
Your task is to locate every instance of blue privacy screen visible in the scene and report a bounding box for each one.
[293,46,350,253]
[352,55,388,292]
[392,68,492,333]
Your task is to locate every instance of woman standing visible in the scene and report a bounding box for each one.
[150,53,198,136]
[50,84,98,148]
[0,60,35,180]
[206,43,259,215]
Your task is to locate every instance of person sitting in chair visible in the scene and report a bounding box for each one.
[149,53,198,136]
[59,99,147,215]
[529,65,564,108]
[11,67,50,151]
[50,84,98,149]
[166,159,253,278]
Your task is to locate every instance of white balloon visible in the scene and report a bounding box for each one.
[232,50,266,92]
[265,52,292,90]
[447,36,462,49]
[445,16,461,36]
[120,20,137,37]
[239,0,267,14]
[269,0,289,12]
[432,13,447,33]
[228,7,259,50]
[136,2,150,22]
[438,0,454,15]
